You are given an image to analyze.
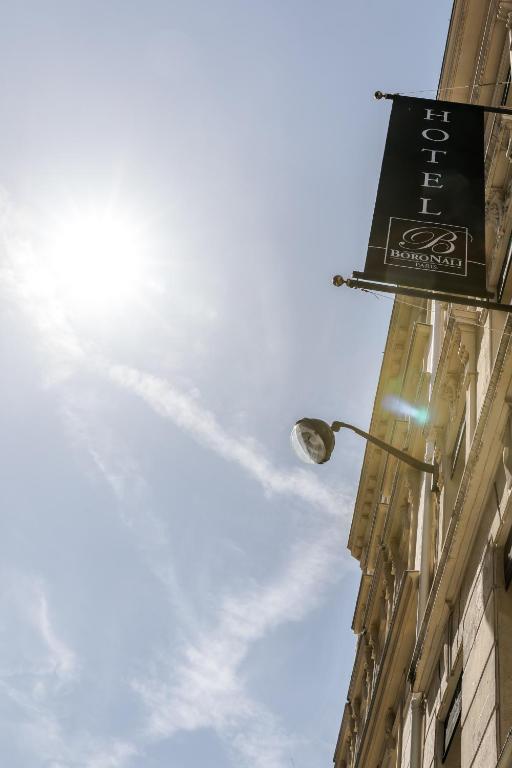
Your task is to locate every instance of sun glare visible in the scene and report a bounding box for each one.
[43,205,147,316]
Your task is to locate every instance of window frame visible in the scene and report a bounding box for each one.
[450,409,466,479]
[497,232,512,303]
[442,675,462,763]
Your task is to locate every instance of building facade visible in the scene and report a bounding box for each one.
[334,2,512,767]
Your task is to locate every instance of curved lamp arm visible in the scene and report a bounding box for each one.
[331,421,439,491]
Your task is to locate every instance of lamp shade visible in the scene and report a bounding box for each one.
[290,418,335,464]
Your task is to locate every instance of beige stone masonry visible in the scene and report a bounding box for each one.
[462,593,495,723]
[466,715,498,768]
[462,549,494,660]
[422,710,436,768]
[462,647,497,762]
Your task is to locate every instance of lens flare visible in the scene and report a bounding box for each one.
[382,395,428,425]
[40,202,149,318]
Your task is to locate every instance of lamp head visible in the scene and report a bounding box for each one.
[290,418,335,464]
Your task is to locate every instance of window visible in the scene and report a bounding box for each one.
[504,524,512,590]
[501,68,511,106]
[450,410,466,478]
[442,676,462,765]
[497,233,512,302]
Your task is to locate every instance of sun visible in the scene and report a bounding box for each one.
[42,204,148,317]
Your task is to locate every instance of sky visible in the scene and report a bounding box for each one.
[0,2,452,767]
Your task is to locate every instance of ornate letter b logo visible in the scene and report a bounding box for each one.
[399,227,457,254]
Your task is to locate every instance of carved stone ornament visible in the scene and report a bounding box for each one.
[498,2,512,27]
[389,537,400,576]
[486,187,506,233]
[426,427,445,492]
[364,662,373,701]
[453,311,477,360]
[363,631,372,665]
[351,697,361,734]
[476,306,488,326]
[384,580,395,628]
[349,736,355,765]
[503,410,512,487]
[369,622,380,661]
[440,373,461,410]
[439,372,463,421]
[405,468,421,507]
[384,708,397,751]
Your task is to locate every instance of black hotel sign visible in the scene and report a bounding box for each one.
[363,96,487,297]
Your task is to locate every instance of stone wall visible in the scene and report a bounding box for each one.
[420,477,500,767]
[401,697,412,768]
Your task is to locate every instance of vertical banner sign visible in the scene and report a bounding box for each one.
[363,96,487,297]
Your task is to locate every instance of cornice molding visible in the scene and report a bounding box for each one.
[354,570,419,768]
[472,1,500,103]
[351,572,372,634]
[348,299,428,563]
[440,0,470,95]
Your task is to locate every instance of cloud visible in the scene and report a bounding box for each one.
[84,741,139,768]
[1,192,352,768]
[35,586,78,687]
[229,712,295,768]
[0,684,138,768]
[60,385,351,768]
[60,398,148,505]
[0,571,138,768]
[132,519,348,768]
[0,211,86,384]
[107,363,345,518]
[59,399,200,632]
[1,202,345,521]
[0,571,78,691]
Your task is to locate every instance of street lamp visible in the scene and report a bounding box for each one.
[291,418,438,490]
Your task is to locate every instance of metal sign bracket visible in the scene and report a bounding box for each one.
[333,274,512,314]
